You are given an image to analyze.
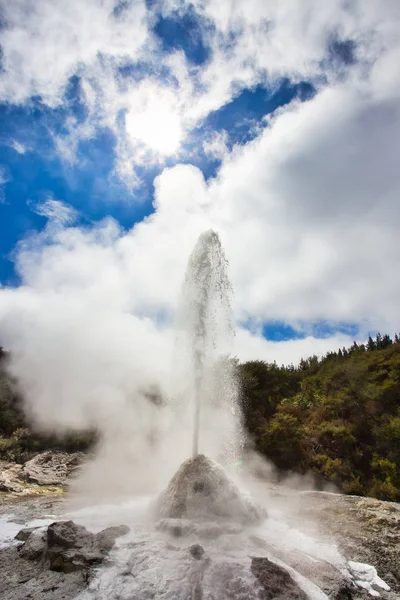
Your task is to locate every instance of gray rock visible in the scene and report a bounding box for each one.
[0,478,24,493]
[189,543,205,559]
[95,524,130,552]
[45,520,130,573]
[296,491,400,596]
[22,451,84,486]
[0,544,87,600]
[18,527,48,560]
[251,557,308,600]
[15,519,130,575]
[15,526,40,541]
[47,520,87,549]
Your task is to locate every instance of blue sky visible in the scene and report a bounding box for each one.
[0,0,399,364]
[0,72,314,285]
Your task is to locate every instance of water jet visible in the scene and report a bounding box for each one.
[175,230,237,462]
[158,231,263,525]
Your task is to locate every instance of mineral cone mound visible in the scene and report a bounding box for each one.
[157,454,265,524]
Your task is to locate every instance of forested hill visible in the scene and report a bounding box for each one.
[239,333,400,501]
[1,335,400,501]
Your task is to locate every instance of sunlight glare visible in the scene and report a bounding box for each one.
[126,98,183,156]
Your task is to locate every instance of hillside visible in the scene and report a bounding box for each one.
[239,334,400,500]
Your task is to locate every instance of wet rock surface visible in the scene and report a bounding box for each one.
[0,544,87,600]
[0,517,129,599]
[295,492,400,597]
[189,542,205,559]
[14,526,39,541]
[251,557,307,600]
[20,519,130,572]
[1,479,399,599]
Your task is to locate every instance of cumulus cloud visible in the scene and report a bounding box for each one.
[3,0,398,184]
[0,0,149,105]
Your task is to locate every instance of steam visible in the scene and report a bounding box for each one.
[0,228,244,499]
[0,226,392,599]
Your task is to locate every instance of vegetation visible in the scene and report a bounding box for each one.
[239,333,400,501]
[1,333,400,501]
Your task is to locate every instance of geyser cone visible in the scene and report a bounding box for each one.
[157,454,265,525]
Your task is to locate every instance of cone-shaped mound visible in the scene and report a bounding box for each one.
[157,454,265,524]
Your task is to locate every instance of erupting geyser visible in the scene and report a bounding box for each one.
[175,229,239,461]
[159,231,263,524]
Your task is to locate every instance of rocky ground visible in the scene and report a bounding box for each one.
[0,452,399,600]
[0,451,84,497]
[0,509,130,600]
[296,491,400,596]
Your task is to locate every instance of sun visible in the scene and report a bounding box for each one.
[125,95,183,156]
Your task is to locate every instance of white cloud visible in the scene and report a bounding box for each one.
[0,0,149,106]
[0,165,10,202]
[0,165,9,186]
[203,131,229,160]
[235,328,361,366]
[9,140,28,155]
[3,0,399,185]
[32,197,78,226]
[52,118,96,166]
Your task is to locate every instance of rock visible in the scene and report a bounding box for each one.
[251,557,308,600]
[16,519,130,574]
[334,583,358,599]
[47,520,90,549]
[95,524,130,552]
[0,461,25,493]
[289,491,399,597]
[18,527,48,560]
[157,454,265,525]
[0,478,24,493]
[45,520,130,572]
[0,544,87,600]
[15,526,40,541]
[22,452,84,487]
[189,543,204,559]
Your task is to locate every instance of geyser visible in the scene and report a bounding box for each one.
[175,229,238,460]
[158,231,260,524]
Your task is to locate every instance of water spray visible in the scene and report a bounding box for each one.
[176,230,235,460]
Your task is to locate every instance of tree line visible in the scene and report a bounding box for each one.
[238,332,400,500]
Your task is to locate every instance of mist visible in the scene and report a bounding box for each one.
[0,216,362,501]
